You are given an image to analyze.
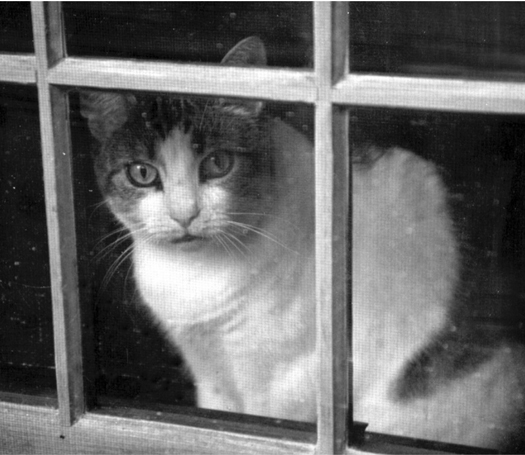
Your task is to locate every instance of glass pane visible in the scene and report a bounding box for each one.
[0,3,34,53]
[71,36,315,420]
[63,2,312,68]
[350,107,525,452]
[0,84,56,398]
[350,3,525,78]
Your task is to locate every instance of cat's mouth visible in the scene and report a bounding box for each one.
[169,234,202,245]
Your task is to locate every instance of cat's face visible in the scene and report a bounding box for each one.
[80,37,278,251]
[89,95,277,250]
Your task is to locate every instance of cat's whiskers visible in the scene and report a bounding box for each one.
[94,224,130,244]
[226,211,301,233]
[223,231,255,257]
[199,100,212,131]
[93,227,143,263]
[223,115,237,132]
[219,230,254,259]
[90,199,109,211]
[123,255,136,295]
[213,231,261,270]
[122,231,158,289]
[99,242,135,297]
[93,226,133,253]
[226,220,298,255]
[87,200,110,223]
[212,233,237,260]
[95,226,154,297]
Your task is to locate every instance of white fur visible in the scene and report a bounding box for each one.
[351,150,525,448]
[132,120,318,420]
[121,120,524,450]
[84,37,525,450]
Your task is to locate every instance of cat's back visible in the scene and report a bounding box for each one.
[351,146,525,450]
[352,148,459,391]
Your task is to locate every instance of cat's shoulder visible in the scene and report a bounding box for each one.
[353,146,450,222]
[354,146,442,184]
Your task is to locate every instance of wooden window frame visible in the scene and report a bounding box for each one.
[0,2,524,454]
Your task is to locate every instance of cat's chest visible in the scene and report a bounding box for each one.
[132,243,250,326]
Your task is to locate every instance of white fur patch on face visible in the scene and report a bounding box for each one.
[157,127,196,184]
[130,126,235,242]
[156,127,201,232]
[138,191,184,239]
[199,185,231,229]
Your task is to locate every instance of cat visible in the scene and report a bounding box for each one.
[81,36,525,451]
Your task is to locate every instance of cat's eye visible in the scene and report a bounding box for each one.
[200,151,234,180]
[126,162,160,187]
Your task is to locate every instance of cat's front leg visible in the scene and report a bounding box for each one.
[240,354,318,422]
[196,379,243,414]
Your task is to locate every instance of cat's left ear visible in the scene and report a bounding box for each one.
[219,36,267,116]
[80,90,137,142]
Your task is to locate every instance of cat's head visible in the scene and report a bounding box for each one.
[81,37,277,251]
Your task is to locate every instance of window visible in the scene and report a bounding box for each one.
[0,83,56,402]
[1,2,524,454]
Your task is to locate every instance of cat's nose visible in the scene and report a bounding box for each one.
[165,185,200,228]
[169,204,200,228]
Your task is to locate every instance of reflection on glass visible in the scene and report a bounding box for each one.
[0,84,55,397]
[63,2,312,67]
[72,37,315,421]
[0,3,33,53]
[350,3,525,77]
[350,107,525,451]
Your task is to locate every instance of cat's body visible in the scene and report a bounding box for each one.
[352,151,525,448]
[81,37,525,451]
[133,118,317,419]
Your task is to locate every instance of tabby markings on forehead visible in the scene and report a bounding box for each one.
[140,96,196,139]
[156,127,196,174]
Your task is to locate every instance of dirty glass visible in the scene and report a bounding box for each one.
[350,106,525,452]
[0,2,33,54]
[63,2,313,68]
[0,84,56,399]
[71,85,314,420]
[350,3,525,79]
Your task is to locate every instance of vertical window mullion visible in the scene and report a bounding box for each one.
[31,1,85,425]
[314,2,350,454]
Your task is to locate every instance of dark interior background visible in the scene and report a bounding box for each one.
[1,2,525,414]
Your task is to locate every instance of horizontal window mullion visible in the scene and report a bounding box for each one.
[0,402,315,454]
[5,57,525,116]
[48,57,318,103]
[0,54,37,84]
[333,74,525,113]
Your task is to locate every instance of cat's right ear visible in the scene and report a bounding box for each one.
[80,91,136,142]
